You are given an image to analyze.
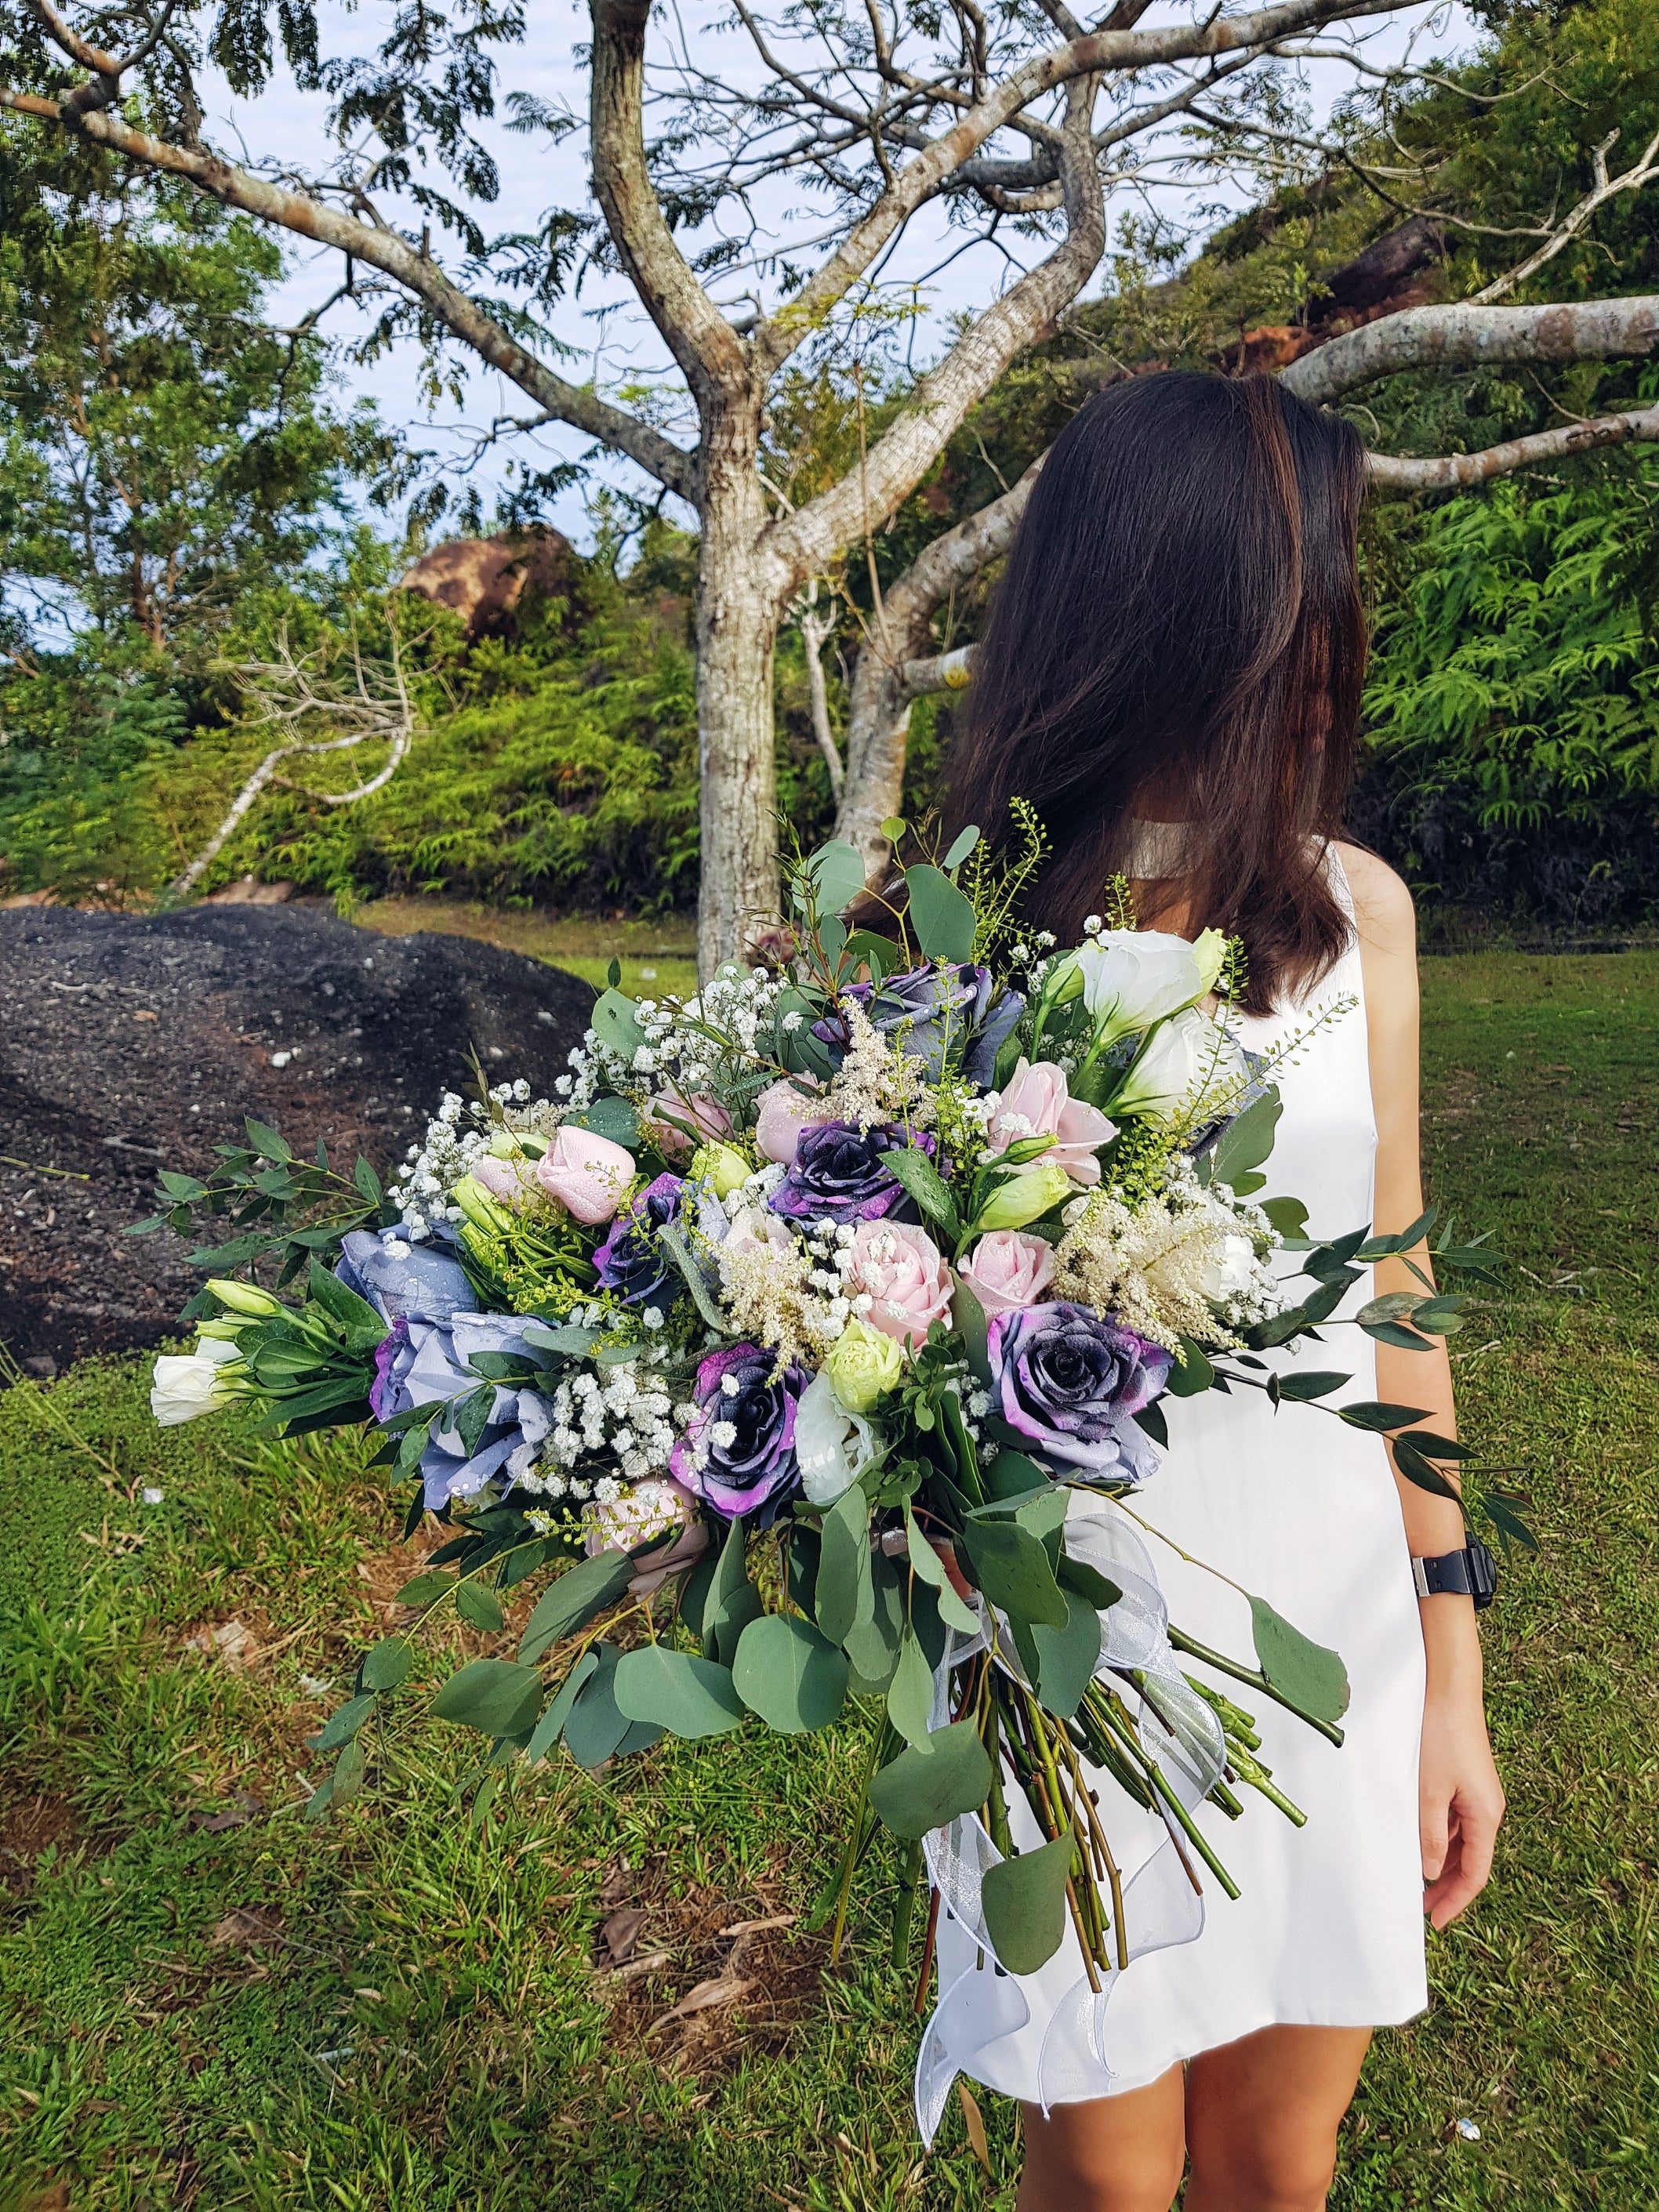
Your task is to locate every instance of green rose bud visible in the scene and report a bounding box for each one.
[690,1140,752,1198]
[450,1173,515,1236]
[206,1278,285,1317]
[971,1163,1073,1235]
[824,1318,907,1415]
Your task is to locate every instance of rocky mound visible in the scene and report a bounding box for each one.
[0,906,597,1371]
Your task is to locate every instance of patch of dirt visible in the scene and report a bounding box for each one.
[586,1848,826,2075]
[0,905,596,1368]
[0,1792,82,1895]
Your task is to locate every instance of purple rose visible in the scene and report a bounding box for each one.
[769,1121,933,1225]
[812,963,1024,1086]
[669,1343,808,1524]
[338,1227,474,1324]
[987,1300,1172,1483]
[594,1172,686,1307]
[371,1311,557,1510]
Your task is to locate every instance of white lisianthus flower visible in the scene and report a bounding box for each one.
[1114,1006,1249,1125]
[793,1368,878,1506]
[1076,930,1207,1046]
[1190,927,1229,995]
[150,1335,241,1426]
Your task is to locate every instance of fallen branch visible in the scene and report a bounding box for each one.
[172,619,419,898]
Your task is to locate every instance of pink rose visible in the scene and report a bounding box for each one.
[471,1153,539,1211]
[645,1086,733,1162]
[584,1477,710,1598]
[754,1076,831,1166]
[957,1230,1055,1317]
[983,1057,1117,1186]
[535,1126,637,1224]
[850,1220,953,1348]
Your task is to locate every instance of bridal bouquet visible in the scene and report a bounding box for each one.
[140,813,1512,2128]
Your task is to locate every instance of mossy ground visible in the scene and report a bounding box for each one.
[2,953,1655,2210]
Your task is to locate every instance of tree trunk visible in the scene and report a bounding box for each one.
[837,629,928,875]
[695,403,785,978]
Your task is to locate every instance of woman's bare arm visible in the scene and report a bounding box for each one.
[1336,842,1505,1929]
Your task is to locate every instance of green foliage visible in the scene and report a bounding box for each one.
[1359,462,1659,922]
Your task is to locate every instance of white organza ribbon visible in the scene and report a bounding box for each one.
[914,1495,1227,2143]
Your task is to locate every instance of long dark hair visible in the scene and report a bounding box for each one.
[946,372,1368,1014]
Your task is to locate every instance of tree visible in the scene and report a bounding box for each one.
[5,0,1658,969]
[0,136,396,651]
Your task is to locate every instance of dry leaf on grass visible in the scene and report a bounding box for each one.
[191,1790,263,1833]
[599,1906,646,1967]
[958,2080,992,2178]
[608,1949,673,1984]
[599,1857,633,1909]
[206,1906,286,1949]
[719,1913,795,1938]
[648,1974,754,2031]
[185,1619,255,1672]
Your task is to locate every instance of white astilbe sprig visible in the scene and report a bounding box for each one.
[1051,1155,1283,1351]
[823,999,935,1133]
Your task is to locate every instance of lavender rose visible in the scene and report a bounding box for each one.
[987,1300,1172,1484]
[769,1121,933,1225]
[669,1343,808,1524]
[813,963,1024,1086]
[594,1172,686,1307]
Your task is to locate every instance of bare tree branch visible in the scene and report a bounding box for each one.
[0,89,698,501]
[768,85,1101,592]
[1368,401,1659,491]
[590,0,748,414]
[1472,127,1659,305]
[174,624,419,897]
[835,455,1043,865]
[752,0,1410,377]
[797,595,844,798]
[1281,296,1659,404]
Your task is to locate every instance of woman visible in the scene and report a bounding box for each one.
[943,372,1505,2212]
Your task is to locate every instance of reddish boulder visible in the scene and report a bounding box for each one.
[398,531,579,641]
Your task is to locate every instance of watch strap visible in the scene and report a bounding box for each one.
[1411,1539,1497,1610]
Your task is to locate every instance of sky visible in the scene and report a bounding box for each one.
[213,0,1482,547]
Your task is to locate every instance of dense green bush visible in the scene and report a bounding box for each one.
[1354,454,1659,930]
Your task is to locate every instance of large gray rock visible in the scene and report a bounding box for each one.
[0,906,597,1369]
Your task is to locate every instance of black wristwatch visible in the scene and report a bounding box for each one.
[1411,1537,1497,1611]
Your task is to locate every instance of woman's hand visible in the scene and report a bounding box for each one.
[1418,1601,1505,1929]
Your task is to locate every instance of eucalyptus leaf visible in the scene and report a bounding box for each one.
[360,1637,412,1692]
[957,1515,1069,1630]
[525,1650,598,1766]
[815,1484,874,1646]
[703,1512,764,1665]
[430,1658,544,1739]
[807,839,869,918]
[868,1721,993,1841]
[844,1551,904,1686]
[613,1646,747,1739]
[456,1580,506,1634]
[731,1614,849,1733]
[1248,1597,1350,1726]
[563,1643,630,1769]
[885,1630,938,1751]
[1030,1588,1104,1719]
[564,1095,641,1150]
[1210,1090,1283,1184]
[590,987,645,1061]
[310,1693,375,1751]
[905,1514,980,1636]
[904,864,978,964]
[981,1833,1077,1975]
[517,1547,634,1664]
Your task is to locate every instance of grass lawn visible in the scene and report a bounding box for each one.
[352,899,699,1002]
[2,952,1655,2212]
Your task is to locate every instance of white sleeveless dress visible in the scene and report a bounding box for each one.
[937,854,1429,2102]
